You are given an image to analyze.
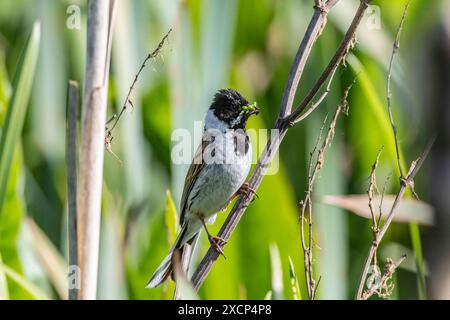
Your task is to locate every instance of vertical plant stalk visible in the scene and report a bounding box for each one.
[360,147,408,300]
[77,0,116,300]
[191,0,372,291]
[386,0,426,297]
[355,0,435,299]
[355,138,434,299]
[66,80,79,300]
[386,0,410,180]
[300,81,354,299]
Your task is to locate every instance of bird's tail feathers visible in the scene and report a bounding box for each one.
[146,224,191,288]
[145,249,175,288]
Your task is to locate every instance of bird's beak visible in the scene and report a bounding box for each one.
[243,102,259,116]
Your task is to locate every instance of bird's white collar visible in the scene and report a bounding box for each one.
[204,109,243,132]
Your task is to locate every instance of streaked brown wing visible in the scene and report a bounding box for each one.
[179,138,211,225]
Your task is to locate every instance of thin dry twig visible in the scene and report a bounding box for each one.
[377,172,391,227]
[356,151,428,300]
[356,147,432,299]
[355,1,436,299]
[284,0,370,125]
[277,1,330,119]
[191,0,372,291]
[380,138,435,242]
[292,66,339,125]
[387,0,411,179]
[104,28,172,151]
[386,0,421,197]
[299,115,327,299]
[299,79,355,299]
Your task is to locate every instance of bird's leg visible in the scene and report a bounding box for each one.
[238,182,259,200]
[221,193,239,212]
[200,217,227,258]
[220,182,259,212]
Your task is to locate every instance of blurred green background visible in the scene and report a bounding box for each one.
[0,0,448,300]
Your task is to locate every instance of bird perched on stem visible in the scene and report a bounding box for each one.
[147,88,259,288]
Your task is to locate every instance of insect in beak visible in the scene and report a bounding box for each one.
[241,102,260,116]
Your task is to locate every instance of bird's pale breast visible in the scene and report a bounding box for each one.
[186,131,251,222]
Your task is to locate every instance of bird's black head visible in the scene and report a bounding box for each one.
[209,89,259,129]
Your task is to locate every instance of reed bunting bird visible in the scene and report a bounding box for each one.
[147,88,259,288]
